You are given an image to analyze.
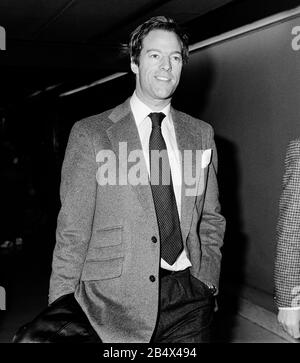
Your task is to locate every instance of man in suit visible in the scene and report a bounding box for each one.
[274,139,300,339]
[13,16,225,343]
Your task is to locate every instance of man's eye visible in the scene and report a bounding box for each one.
[150,54,160,59]
[172,55,182,62]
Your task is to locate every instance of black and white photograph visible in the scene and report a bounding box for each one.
[1,0,300,350]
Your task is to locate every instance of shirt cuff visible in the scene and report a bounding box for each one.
[278,307,300,310]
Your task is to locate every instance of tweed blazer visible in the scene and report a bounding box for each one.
[48,98,226,342]
[275,139,300,308]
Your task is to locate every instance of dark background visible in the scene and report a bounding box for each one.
[1,0,300,331]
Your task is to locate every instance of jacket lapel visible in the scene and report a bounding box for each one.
[106,99,158,231]
[171,108,202,242]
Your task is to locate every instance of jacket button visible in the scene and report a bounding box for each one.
[149,275,156,282]
[151,236,157,243]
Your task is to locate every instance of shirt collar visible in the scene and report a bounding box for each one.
[130,91,172,128]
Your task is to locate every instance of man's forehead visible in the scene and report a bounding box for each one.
[142,29,182,50]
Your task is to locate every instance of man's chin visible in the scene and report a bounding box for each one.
[154,89,175,100]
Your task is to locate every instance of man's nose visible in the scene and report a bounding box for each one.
[160,56,171,71]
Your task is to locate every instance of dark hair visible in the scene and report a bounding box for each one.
[128,16,189,65]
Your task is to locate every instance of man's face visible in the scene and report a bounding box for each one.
[131,29,183,109]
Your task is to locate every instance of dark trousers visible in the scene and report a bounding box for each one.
[151,268,215,343]
[13,268,215,343]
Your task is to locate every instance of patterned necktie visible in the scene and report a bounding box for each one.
[148,112,183,265]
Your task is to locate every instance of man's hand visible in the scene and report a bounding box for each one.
[277,309,300,339]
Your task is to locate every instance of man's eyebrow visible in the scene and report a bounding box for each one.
[146,49,182,55]
[146,48,162,53]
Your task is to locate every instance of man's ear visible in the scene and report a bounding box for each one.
[130,58,138,74]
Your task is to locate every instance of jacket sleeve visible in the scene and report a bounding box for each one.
[48,121,97,304]
[198,126,226,289]
[274,140,300,308]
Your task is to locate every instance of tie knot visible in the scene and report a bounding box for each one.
[149,112,166,128]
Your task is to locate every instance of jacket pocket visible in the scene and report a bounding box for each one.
[81,257,124,281]
[94,225,123,247]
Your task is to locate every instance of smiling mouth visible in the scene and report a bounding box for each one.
[155,76,172,82]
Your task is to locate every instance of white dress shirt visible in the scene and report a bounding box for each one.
[130,92,192,271]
